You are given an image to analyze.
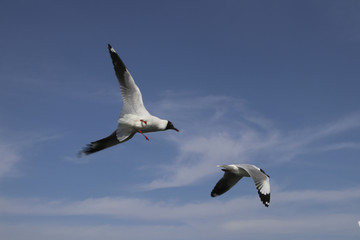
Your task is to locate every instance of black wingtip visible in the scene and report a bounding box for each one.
[108,44,115,53]
[107,44,127,73]
[78,144,95,157]
[258,190,270,207]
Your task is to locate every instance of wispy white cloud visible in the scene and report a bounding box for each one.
[0,195,256,220]
[141,93,360,190]
[278,113,360,152]
[274,187,360,203]
[0,223,190,240]
[1,214,358,240]
[0,144,21,177]
[320,142,360,151]
[0,187,359,240]
[0,187,359,219]
[222,213,358,238]
[142,130,278,190]
[0,125,65,179]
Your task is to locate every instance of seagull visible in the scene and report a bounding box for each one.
[79,44,179,156]
[211,164,270,207]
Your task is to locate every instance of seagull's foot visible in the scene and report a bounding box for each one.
[140,119,147,125]
[138,130,149,141]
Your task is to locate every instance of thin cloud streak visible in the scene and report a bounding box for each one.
[0,144,21,177]
[0,125,66,179]
[0,223,195,240]
[320,142,360,151]
[279,113,360,152]
[222,213,358,237]
[0,187,359,219]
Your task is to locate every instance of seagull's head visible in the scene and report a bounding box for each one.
[165,121,179,132]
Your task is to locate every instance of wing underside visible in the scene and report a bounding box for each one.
[211,171,243,197]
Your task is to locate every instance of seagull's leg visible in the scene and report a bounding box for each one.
[140,119,147,125]
[138,130,149,141]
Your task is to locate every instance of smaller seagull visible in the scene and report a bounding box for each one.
[79,44,179,156]
[211,164,270,207]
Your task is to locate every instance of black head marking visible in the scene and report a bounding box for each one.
[166,121,179,132]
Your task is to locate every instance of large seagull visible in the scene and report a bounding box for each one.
[80,44,179,156]
[211,164,270,207]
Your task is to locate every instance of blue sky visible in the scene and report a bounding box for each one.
[1,0,360,239]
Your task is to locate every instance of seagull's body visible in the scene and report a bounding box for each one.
[80,44,179,156]
[211,164,270,207]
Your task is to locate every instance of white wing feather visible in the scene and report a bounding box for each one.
[108,45,150,116]
[236,164,271,207]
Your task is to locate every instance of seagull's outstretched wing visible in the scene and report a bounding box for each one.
[237,164,270,207]
[79,131,120,156]
[211,171,243,197]
[79,130,135,156]
[108,44,150,116]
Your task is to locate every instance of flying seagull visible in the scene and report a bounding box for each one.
[79,44,179,156]
[211,164,270,207]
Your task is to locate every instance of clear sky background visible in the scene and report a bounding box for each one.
[0,0,359,239]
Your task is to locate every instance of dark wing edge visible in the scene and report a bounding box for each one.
[107,44,146,115]
[253,174,270,207]
[79,131,120,157]
[107,44,130,88]
[211,171,242,197]
[257,188,270,207]
[244,166,271,207]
